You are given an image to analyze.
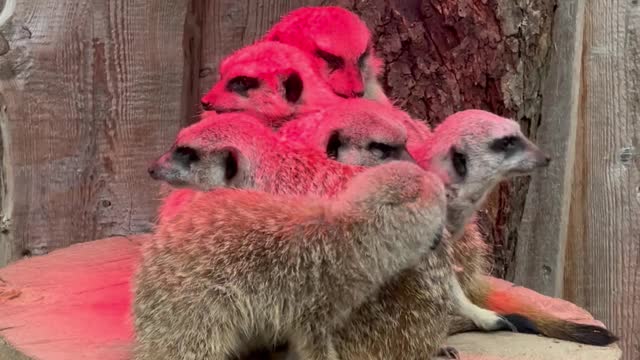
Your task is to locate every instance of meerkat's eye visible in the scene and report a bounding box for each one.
[489,135,523,156]
[315,49,344,71]
[450,147,467,178]
[368,142,395,160]
[226,76,260,97]
[173,146,200,166]
[358,48,370,69]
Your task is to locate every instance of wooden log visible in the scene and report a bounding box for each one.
[0,236,621,360]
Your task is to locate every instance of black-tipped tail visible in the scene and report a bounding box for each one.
[503,314,618,346]
[559,323,619,346]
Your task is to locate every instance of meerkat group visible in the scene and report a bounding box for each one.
[134,5,618,360]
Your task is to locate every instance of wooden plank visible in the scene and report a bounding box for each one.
[0,236,619,360]
[196,0,324,121]
[512,0,586,296]
[563,1,640,358]
[0,1,188,266]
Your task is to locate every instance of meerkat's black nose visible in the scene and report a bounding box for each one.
[201,100,214,111]
[148,164,160,180]
[545,155,552,165]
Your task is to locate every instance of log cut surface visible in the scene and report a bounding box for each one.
[0,237,622,360]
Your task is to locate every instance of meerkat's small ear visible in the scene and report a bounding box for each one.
[283,72,303,103]
[216,146,252,188]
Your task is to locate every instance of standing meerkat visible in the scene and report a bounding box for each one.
[150,111,617,351]
[149,113,456,359]
[285,107,617,345]
[200,41,343,128]
[135,160,448,360]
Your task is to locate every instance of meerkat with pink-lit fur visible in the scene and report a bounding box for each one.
[200,41,343,128]
[278,98,426,164]
[135,157,447,360]
[262,6,387,103]
[145,110,613,359]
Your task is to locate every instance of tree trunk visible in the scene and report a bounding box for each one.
[329,0,556,279]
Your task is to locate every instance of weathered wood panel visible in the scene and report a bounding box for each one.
[563,0,640,358]
[0,1,188,266]
[513,0,585,297]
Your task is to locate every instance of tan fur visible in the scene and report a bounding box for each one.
[134,161,448,360]
[148,114,455,359]
[278,98,430,158]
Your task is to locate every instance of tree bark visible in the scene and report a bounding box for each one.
[328,0,556,279]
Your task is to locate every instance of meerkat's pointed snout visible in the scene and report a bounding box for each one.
[522,138,552,171]
[148,153,169,181]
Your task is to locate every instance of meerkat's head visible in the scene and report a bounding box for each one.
[263,6,382,99]
[279,99,415,166]
[200,41,341,128]
[419,109,551,230]
[148,113,276,191]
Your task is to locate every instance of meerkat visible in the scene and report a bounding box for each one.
[135,160,448,360]
[200,41,343,128]
[284,107,617,346]
[262,6,387,102]
[261,6,434,139]
[278,98,431,159]
[149,113,457,359]
[150,111,618,349]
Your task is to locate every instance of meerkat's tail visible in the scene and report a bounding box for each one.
[452,276,618,346]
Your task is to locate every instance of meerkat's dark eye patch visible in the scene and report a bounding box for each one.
[283,72,303,103]
[223,150,238,183]
[450,146,467,179]
[489,135,524,157]
[226,76,260,97]
[368,142,396,160]
[358,48,370,69]
[173,146,200,166]
[315,49,344,71]
[326,131,343,160]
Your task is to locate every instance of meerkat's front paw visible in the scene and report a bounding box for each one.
[436,346,460,359]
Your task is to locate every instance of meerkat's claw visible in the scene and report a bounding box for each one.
[436,346,460,359]
[496,315,519,332]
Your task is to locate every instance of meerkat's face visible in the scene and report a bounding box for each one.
[423,110,551,208]
[147,114,268,191]
[280,99,416,166]
[201,42,339,128]
[263,6,381,99]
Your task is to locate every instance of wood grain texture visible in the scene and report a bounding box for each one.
[0,236,618,360]
[564,0,640,358]
[0,2,188,265]
[513,0,586,297]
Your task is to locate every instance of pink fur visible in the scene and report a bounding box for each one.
[202,41,343,128]
[263,6,381,98]
[280,98,432,155]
